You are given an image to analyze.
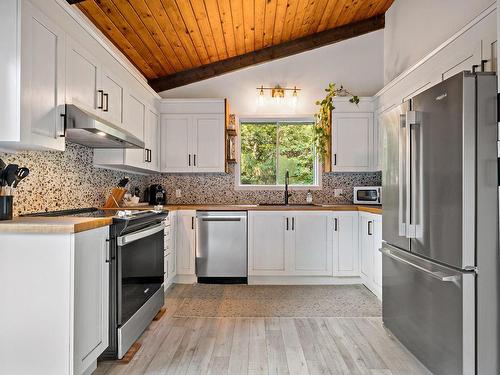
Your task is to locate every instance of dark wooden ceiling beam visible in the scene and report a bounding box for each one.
[148,14,385,92]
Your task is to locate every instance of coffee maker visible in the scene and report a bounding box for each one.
[146,184,167,205]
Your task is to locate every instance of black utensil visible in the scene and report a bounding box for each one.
[4,164,18,188]
[12,167,29,188]
[118,177,129,188]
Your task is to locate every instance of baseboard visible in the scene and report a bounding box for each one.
[81,360,97,375]
[248,276,363,285]
[174,274,197,284]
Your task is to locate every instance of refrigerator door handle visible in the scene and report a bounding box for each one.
[405,110,422,238]
[380,247,460,282]
[398,114,407,237]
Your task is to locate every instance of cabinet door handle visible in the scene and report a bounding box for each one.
[103,93,109,112]
[286,217,289,231]
[149,149,152,163]
[58,113,66,138]
[193,154,197,166]
[292,217,295,231]
[105,239,110,263]
[144,148,148,162]
[188,154,191,166]
[334,153,337,166]
[368,220,373,236]
[334,218,338,231]
[97,90,104,109]
[191,217,194,230]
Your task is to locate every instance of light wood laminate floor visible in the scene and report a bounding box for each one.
[94,285,430,375]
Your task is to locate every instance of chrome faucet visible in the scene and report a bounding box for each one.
[284,170,292,205]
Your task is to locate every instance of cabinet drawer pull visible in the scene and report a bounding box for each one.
[368,220,373,236]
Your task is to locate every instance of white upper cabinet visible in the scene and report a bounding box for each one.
[0,0,160,154]
[123,92,145,140]
[191,114,225,172]
[94,101,160,174]
[66,37,100,114]
[160,114,191,172]
[160,99,226,173]
[145,109,160,171]
[100,68,124,126]
[332,112,374,172]
[0,0,66,151]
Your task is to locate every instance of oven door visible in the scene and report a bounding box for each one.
[117,222,164,325]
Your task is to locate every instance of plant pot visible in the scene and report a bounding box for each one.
[0,196,13,221]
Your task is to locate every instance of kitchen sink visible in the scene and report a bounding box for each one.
[258,203,323,207]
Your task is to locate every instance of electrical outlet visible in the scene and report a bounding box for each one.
[175,189,182,198]
[334,188,343,197]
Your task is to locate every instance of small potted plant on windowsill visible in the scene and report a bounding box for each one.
[314,83,359,172]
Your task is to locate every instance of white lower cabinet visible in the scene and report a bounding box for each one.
[164,212,176,289]
[248,210,381,296]
[332,211,359,276]
[73,227,109,375]
[248,211,333,276]
[291,212,333,276]
[0,226,109,375]
[359,212,383,299]
[176,210,196,277]
[248,212,288,275]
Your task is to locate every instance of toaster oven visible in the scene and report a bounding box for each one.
[353,186,382,205]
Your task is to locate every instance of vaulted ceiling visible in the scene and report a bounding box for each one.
[75,0,394,91]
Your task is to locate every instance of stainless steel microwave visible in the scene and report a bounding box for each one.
[353,186,382,205]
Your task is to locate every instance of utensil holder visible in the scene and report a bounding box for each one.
[0,196,13,221]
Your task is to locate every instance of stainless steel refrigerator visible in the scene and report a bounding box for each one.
[380,72,499,375]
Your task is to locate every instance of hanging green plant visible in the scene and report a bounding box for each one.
[313,83,359,160]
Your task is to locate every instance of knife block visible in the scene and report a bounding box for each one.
[104,187,127,209]
[0,196,13,220]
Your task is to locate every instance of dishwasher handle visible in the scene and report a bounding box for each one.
[200,217,242,222]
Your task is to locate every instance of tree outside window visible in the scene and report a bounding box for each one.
[240,120,318,186]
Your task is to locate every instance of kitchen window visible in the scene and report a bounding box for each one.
[237,118,320,189]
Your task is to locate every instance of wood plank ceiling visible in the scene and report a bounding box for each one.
[75,0,394,91]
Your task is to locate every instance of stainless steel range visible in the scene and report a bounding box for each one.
[23,207,168,359]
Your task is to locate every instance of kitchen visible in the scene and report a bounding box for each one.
[0,0,498,374]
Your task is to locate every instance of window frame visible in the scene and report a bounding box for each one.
[235,116,322,190]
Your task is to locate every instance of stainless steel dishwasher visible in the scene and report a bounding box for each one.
[196,211,248,283]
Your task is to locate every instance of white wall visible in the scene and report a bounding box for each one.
[160,30,383,117]
[384,0,495,83]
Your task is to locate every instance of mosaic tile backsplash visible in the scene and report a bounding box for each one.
[0,143,147,216]
[147,165,381,205]
[1,143,381,216]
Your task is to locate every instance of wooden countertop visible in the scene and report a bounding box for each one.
[0,217,113,234]
[115,204,383,214]
[0,204,381,234]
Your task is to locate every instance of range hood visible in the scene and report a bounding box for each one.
[64,104,145,149]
